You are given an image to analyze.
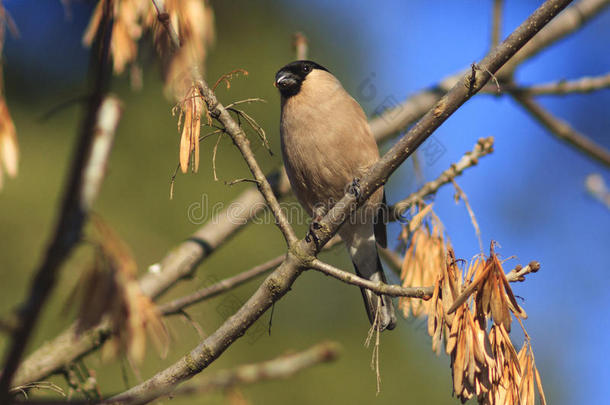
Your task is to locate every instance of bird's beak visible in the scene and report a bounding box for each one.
[275,73,297,90]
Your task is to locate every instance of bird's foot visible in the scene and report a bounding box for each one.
[348,177,362,199]
[305,216,322,247]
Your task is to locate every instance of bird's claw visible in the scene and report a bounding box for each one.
[305,217,322,247]
[349,177,362,199]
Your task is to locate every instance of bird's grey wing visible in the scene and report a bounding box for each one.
[374,191,388,249]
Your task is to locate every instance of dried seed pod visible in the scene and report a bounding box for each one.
[69,216,169,363]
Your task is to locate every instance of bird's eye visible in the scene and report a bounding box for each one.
[303,65,311,73]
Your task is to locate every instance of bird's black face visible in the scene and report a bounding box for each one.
[275,60,329,98]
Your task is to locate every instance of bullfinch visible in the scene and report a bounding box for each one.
[275,60,397,331]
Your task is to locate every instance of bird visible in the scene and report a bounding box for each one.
[274,60,397,331]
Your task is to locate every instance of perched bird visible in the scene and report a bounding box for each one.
[275,60,397,331]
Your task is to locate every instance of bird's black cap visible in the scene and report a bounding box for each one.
[275,60,330,98]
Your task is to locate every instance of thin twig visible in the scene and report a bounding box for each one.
[511,92,610,167]
[310,259,434,299]
[491,0,504,49]
[293,32,308,60]
[507,73,610,95]
[155,5,296,242]
[161,235,343,316]
[197,80,297,243]
[388,137,495,221]
[364,299,382,395]
[211,132,223,181]
[310,257,536,301]
[150,0,180,50]
[505,261,541,282]
[224,98,266,109]
[451,179,484,253]
[0,2,118,398]
[448,260,541,313]
[159,255,285,316]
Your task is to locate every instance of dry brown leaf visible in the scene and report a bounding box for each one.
[399,207,449,318]
[70,216,169,363]
[83,0,149,74]
[178,85,203,173]
[0,94,18,190]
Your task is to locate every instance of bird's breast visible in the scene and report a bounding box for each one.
[280,93,380,215]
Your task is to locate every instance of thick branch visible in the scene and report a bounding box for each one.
[498,0,610,77]
[11,176,291,387]
[9,343,339,405]
[0,3,117,398]
[114,342,339,405]
[109,2,572,403]
[368,0,609,140]
[512,93,610,167]
[307,0,574,257]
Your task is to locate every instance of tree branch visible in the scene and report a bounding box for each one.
[504,72,610,95]
[310,259,433,298]
[9,342,340,405]
[107,2,573,403]
[197,81,298,244]
[153,0,297,245]
[310,258,539,299]
[491,0,504,49]
[159,236,342,317]
[11,174,290,388]
[368,0,609,140]
[388,137,495,221]
[0,2,118,398]
[14,0,607,391]
[293,32,308,60]
[498,0,610,77]
[159,255,286,316]
[150,0,180,51]
[505,261,541,282]
[511,92,610,167]
[115,341,339,405]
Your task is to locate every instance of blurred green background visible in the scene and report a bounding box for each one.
[2,0,610,404]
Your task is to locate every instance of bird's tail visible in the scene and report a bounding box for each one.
[341,222,396,331]
[352,253,397,331]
